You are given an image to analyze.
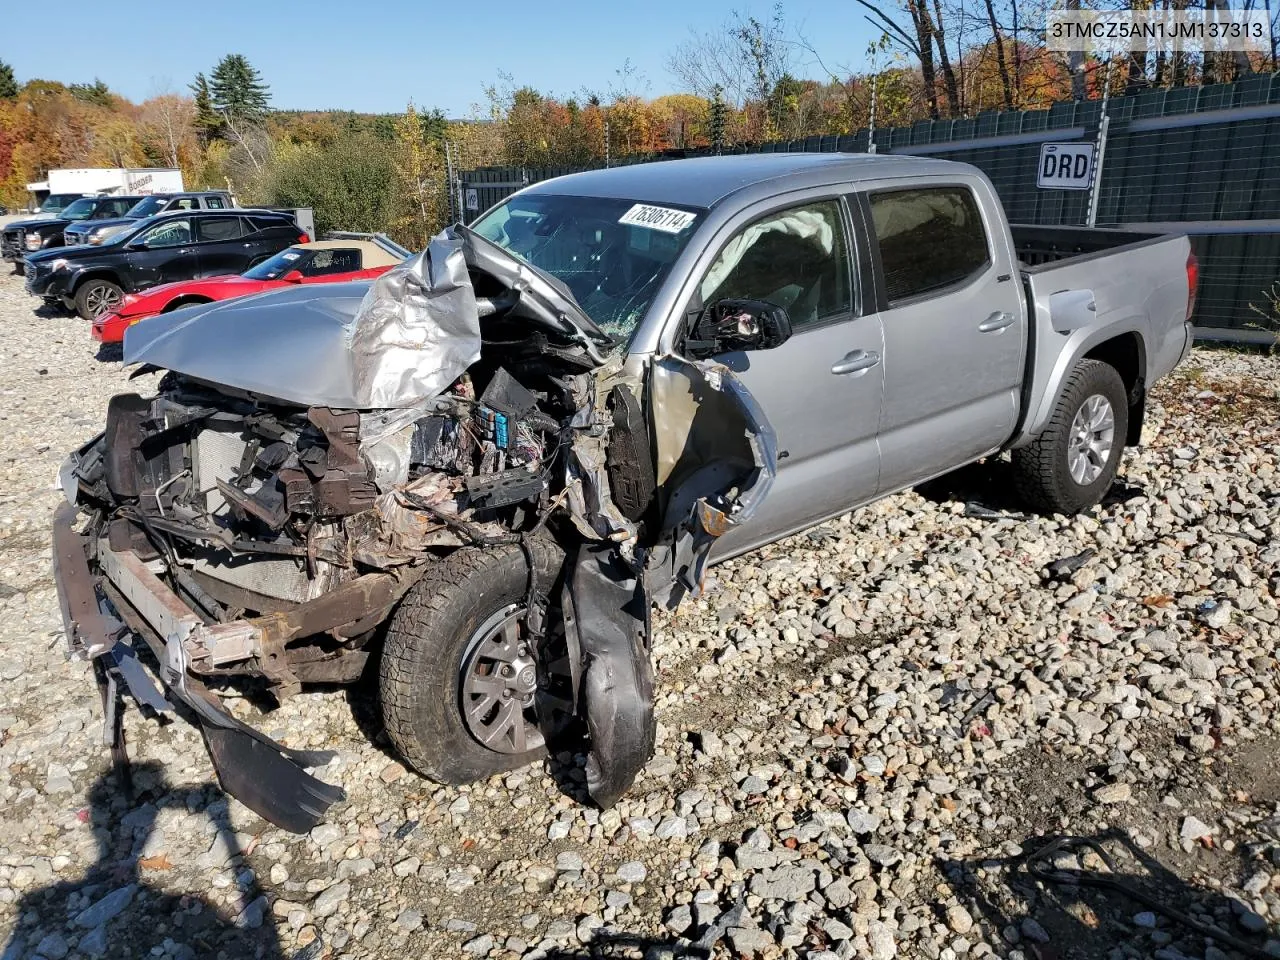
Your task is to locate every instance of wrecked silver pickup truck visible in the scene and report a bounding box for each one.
[53,213,779,832]
[54,154,1194,832]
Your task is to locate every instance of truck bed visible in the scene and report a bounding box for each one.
[1011,223,1193,447]
[1011,224,1169,270]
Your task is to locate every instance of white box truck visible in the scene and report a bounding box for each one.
[26,168,184,208]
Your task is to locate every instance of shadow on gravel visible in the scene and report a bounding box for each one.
[914,458,1146,517]
[537,933,710,958]
[1,761,284,960]
[913,457,1027,513]
[94,341,123,363]
[32,301,70,320]
[939,829,1274,959]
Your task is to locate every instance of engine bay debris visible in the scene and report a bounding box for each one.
[54,226,777,829]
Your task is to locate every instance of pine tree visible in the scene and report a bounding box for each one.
[189,73,223,141]
[0,60,17,100]
[209,54,270,122]
[70,78,113,107]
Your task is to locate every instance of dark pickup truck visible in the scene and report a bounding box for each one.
[24,208,305,320]
[62,191,236,248]
[2,195,142,271]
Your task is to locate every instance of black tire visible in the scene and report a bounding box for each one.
[74,279,124,321]
[1013,359,1129,515]
[379,539,567,785]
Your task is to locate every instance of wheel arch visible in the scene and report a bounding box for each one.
[69,268,124,295]
[162,294,214,312]
[1084,332,1147,445]
[1014,325,1149,448]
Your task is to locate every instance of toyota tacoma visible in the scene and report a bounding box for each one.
[53,154,1195,831]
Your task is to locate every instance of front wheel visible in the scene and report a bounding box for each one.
[379,539,573,785]
[1012,359,1129,515]
[74,279,124,321]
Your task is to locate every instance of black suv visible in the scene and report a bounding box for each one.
[1,195,143,270]
[62,190,235,248]
[24,209,305,320]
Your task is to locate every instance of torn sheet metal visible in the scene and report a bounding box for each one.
[346,231,481,408]
[648,355,778,605]
[561,543,656,808]
[124,231,481,410]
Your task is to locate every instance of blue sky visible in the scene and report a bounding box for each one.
[5,0,880,116]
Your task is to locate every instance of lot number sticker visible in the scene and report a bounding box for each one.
[1037,142,1096,190]
[619,204,697,233]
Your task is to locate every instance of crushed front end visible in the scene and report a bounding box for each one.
[52,227,776,831]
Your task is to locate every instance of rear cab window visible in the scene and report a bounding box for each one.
[205,196,226,209]
[867,186,990,304]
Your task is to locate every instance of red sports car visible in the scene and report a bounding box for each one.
[91,238,408,343]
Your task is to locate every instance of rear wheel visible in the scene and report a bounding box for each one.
[74,279,124,321]
[379,540,574,785]
[1012,359,1129,515]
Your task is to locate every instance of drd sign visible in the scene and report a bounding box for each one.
[1037,142,1095,190]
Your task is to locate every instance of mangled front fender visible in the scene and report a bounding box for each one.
[563,354,777,806]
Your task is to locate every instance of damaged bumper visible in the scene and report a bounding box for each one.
[53,501,347,833]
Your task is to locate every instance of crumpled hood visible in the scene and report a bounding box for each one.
[123,282,373,407]
[123,233,482,410]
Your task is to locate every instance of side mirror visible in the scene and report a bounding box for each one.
[126,239,148,251]
[689,299,793,357]
[281,270,304,284]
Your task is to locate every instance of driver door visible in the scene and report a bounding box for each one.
[694,197,885,557]
[128,218,198,290]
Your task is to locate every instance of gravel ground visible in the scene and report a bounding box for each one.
[0,265,1278,960]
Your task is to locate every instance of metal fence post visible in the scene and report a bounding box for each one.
[443,141,457,225]
[1086,63,1113,227]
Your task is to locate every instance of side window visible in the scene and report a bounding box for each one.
[109,200,131,216]
[205,196,226,209]
[699,200,851,328]
[868,186,990,303]
[196,216,245,242]
[303,248,362,276]
[139,219,192,248]
[169,197,199,211]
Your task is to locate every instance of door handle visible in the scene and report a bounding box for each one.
[831,349,881,376]
[978,311,1015,333]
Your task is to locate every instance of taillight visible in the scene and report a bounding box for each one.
[1185,249,1198,322]
[297,233,310,243]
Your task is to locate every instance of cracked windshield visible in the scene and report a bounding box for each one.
[471,194,702,339]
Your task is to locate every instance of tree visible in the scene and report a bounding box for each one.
[390,102,446,248]
[189,73,222,141]
[265,133,396,236]
[139,93,197,169]
[70,79,113,107]
[0,61,17,100]
[209,54,270,122]
[709,87,727,151]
